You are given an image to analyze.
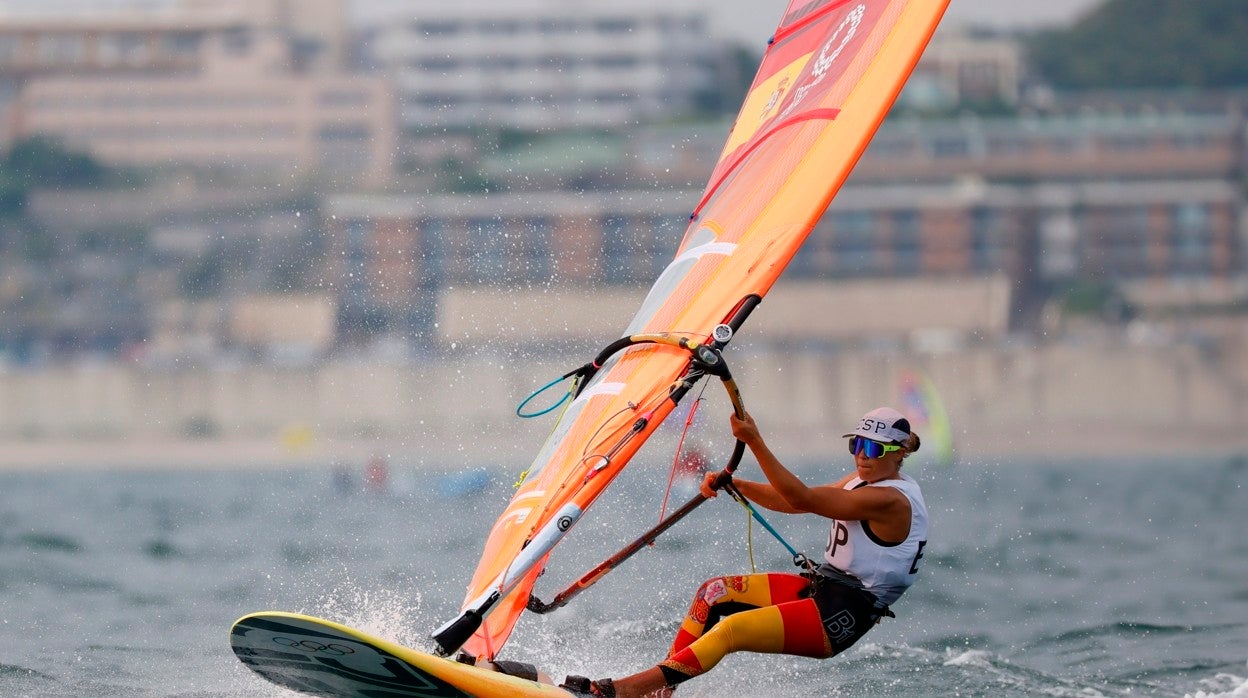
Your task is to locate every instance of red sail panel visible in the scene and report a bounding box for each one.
[459,0,949,660]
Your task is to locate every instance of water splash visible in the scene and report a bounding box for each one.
[308,576,427,650]
[1186,663,1248,698]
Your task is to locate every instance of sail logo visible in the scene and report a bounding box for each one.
[761,76,790,120]
[493,490,548,529]
[573,381,625,405]
[782,3,865,119]
[623,227,736,335]
[496,506,532,529]
[812,5,865,78]
[674,237,736,265]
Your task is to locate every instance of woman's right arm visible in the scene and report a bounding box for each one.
[718,476,803,513]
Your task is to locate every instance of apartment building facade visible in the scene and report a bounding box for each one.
[0,0,396,185]
[364,0,722,131]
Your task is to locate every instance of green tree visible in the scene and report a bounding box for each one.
[1058,279,1135,323]
[693,45,760,116]
[1028,0,1248,89]
[0,171,23,217]
[5,136,106,187]
[0,136,112,216]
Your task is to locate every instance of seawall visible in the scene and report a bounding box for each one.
[2,337,1245,470]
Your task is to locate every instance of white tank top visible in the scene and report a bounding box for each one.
[822,472,929,606]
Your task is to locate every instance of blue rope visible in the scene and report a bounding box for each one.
[516,374,575,418]
[733,494,802,560]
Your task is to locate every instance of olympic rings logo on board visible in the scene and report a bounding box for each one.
[272,636,357,656]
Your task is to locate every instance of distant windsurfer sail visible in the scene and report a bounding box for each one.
[434,0,951,665]
[898,368,955,467]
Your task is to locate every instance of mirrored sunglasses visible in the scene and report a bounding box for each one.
[848,435,902,459]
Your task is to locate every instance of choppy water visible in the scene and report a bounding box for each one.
[1,455,1246,697]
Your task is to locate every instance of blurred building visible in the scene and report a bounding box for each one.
[227,293,337,357]
[850,110,1246,315]
[320,186,1018,349]
[322,189,694,347]
[904,29,1023,110]
[0,0,396,185]
[1,1,1245,363]
[855,112,1242,184]
[323,105,1246,350]
[361,0,721,131]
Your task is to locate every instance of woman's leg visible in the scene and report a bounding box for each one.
[609,573,829,696]
[659,597,831,682]
[666,573,810,658]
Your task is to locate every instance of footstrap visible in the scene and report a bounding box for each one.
[492,660,540,682]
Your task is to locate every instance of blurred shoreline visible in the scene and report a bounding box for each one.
[3,425,1244,472]
[3,334,1246,472]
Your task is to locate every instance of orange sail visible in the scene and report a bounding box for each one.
[439,0,950,661]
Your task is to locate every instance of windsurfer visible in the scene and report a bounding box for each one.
[566,407,929,698]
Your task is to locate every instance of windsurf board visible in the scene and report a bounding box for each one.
[230,611,577,698]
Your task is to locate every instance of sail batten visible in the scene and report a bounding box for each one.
[448,0,950,661]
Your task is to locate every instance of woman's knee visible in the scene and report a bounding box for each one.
[689,576,738,613]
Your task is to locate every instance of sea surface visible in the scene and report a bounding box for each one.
[1,454,1246,697]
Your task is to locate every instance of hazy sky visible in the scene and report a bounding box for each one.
[344,1,1106,46]
[0,0,1105,39]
